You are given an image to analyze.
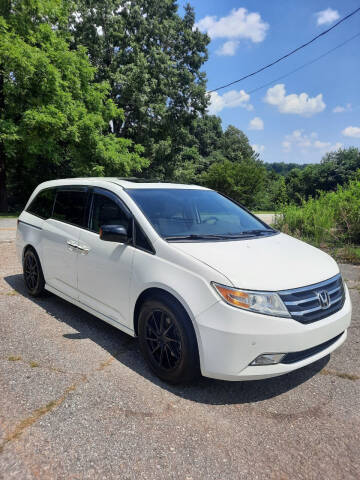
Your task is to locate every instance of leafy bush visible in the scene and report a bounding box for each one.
[275,175,360,246]
[201,158,266,209]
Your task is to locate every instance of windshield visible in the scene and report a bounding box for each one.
[126,188,275,240]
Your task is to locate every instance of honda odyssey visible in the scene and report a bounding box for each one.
[16,178,352,383]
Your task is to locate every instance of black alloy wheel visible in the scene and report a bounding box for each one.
[138,296,200,384]
[144,309,182,371]
[23,249,46,296]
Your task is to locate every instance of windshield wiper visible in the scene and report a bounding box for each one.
[164,230,277,241]
[213,229,276,239]
[240,229,275,236]
[164,234,235,241]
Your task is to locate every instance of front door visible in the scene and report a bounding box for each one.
[77,188,134,329]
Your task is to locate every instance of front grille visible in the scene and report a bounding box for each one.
[279,273,345,324]
[281,332,344,364]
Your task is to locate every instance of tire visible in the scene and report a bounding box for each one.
[138,294,200,384]
[23,248,46,297]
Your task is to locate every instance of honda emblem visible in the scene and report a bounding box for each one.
[317,290,331,309]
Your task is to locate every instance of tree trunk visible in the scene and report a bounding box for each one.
[0,71,8,212]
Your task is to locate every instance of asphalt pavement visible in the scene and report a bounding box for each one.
[0,219,359,479]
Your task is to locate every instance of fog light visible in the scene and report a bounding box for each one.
[250,353,285,366]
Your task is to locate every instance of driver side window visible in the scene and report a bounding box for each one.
[90,192,130,233]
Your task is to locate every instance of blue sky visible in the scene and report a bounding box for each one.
[184,0,360,164]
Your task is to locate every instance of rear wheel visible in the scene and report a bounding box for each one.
[23,249,46,297]
[138,295,200,384]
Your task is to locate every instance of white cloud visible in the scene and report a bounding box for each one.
[282,141,291,152]
[314,140,330,149]
[330,142,343,150]
[282,130,311,152]
[282,130,341,153]
[316,8,340,26]
[342,126,360,138]
[208,89,253,114]
[264,84,326,117]
[195,8,268,56]
[315,140,343,151]
[333,103,351,113]
[252,144,265,154]
[249,117,264,130]
[216,40,239,56]
[96,25,104,36]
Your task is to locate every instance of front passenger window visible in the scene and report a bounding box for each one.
[90,193,130,234]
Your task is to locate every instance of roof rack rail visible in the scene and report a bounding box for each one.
[117,177,163,183]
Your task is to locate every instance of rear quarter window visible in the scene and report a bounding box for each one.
[52,189,88,227]
[26,188,56,219]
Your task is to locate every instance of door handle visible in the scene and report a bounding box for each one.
[67,239,78,252]
[66,240,90,254]
[77,244,90,255]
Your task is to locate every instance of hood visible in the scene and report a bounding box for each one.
[172,233,339,291]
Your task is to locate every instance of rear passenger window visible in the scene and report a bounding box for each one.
[27,188,56,219]
[53,189,87,227]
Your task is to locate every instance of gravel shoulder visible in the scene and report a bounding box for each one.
[0,233,359,479]
[0,218,17,243]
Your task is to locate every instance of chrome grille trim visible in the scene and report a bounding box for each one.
[284,295,318,306]
[280,274,342,294]
[328,285,341,295]
[291,295,342,316]
[279,273,345,324]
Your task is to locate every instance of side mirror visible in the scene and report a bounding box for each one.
[99,224,130,243]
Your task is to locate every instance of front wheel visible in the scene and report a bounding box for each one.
[138,295,200,384]
[23,249,46,297]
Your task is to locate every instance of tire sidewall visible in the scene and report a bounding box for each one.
[23,249,45,296]
[138,296,199,384]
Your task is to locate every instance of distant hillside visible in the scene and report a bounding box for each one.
[265,162,310,175]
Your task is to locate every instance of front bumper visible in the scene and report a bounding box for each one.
[195,285,352,381]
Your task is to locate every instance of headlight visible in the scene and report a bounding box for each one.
[212,282,290,318]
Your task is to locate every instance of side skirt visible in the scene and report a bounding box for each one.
[45,284,136,337]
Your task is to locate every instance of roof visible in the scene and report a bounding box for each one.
[37,177,208,190]
[112,179,207,190]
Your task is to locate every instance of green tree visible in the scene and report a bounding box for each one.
[221,125,257,162]
[191,115,223,157]
[265,162,308,175]
[197,124,266,207]
[202,157,266,208]
[0,0,146,211]
[70,0,209,178]
[255,172,289,211]
[284,147,360,205]
[172,114,224,184]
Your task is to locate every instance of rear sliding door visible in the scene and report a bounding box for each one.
[42,187,88,299]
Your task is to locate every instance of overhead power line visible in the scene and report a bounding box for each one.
[207,6,360,94]
[246,31,360,96]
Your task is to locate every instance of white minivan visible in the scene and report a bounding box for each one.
[16,178,351,383]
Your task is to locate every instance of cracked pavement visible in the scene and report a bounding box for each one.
[0,222,359,479]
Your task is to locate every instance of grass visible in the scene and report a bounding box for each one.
[0,212,19,218]
[275,178,360,265]
[326,245,360,265]
[253,211,275,214]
